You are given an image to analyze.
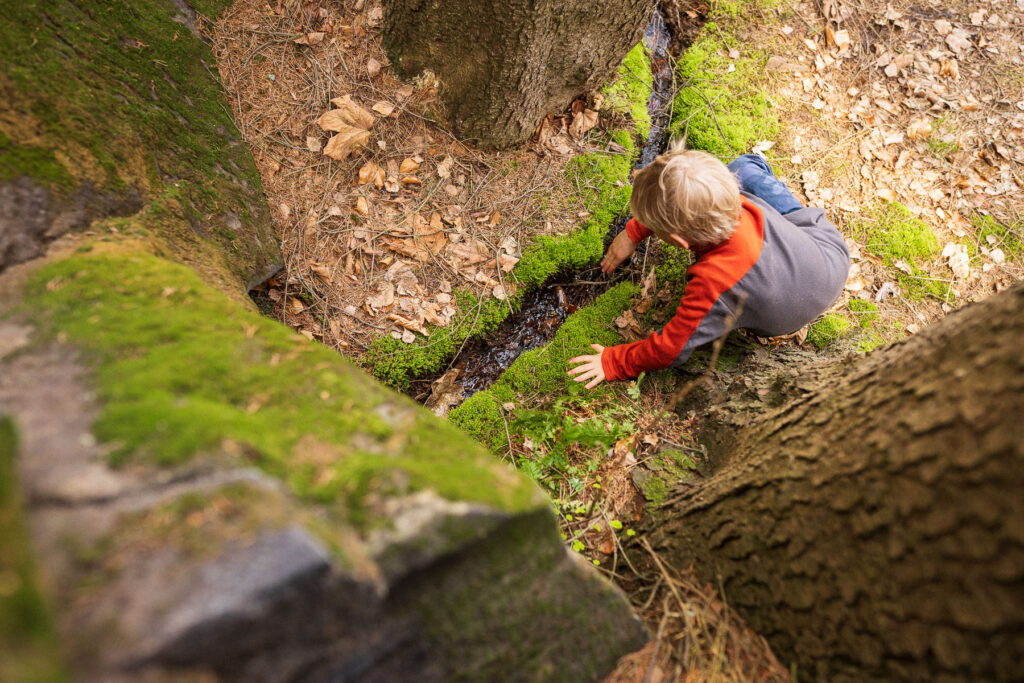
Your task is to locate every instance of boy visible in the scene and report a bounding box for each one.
[567,146,850,388]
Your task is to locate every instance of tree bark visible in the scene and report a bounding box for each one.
[649,284,1024,682]
[383,0,656,148]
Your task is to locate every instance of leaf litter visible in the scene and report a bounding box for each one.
[209,0,608,354]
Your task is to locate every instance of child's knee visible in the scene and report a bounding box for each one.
[728,154,773,177]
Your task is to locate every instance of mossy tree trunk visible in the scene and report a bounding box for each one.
[383,0,656,148]
[647,284,1024,682]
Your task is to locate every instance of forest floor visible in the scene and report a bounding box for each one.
[208,0,1023,679]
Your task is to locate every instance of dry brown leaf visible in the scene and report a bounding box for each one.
[306,136,322,152]
[372,101,396,117]
[366,58,382,77]
[399,157,420,173]
[358,161,385,187]
[323,126,370,161]
[939,59,960,79]
[366,282,395,310]
[396,84,414,100]
[425,368,464,417]
[945,28,972,55]
[614,309,645,342]
[447,238,492,270]
[492,284,508,301]
[400,176,421,185]
[293,32,325,45]
[568,109,599,139]
[355,196,370,216]
[388,313,428,336]
[288,297,306,314]
[826,25,851,52]
[322,96,375,130]
[942,242,970,278]
[310,262,331,280]
[436,156,454,179]
[497,253,519,272]
[907,117,932,141]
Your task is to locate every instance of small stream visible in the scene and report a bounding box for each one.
[414,11,676,406]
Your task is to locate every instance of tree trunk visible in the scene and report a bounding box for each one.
[383,0,656,148]
[648,284,1024,682]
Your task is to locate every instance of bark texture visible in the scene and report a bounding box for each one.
[650,284,1024,682]
[383,0,656,148]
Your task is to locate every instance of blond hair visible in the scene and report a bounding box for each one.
[630,144,741,249]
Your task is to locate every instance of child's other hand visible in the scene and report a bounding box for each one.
[600,231,636,274]
[567,344,606,389]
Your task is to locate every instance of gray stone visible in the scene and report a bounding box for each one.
[140,527,332,667]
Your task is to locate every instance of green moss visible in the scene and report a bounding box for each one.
[847,202,946,300]
[364,133,637,389]
[974,214,1024,259]
[671,20,779,158]
[855,328,886,353]
[0,418,68,683]
[639,448,700,503]
[0,0,275,287]
[25,251,538,522]
[653,242,693,288]
[0,131,75,189]
[602,43,653,140]
[451,282,636,453]
[807,312,853,349]
[845,300,886,352]
[638,475,668,506]
[847,299,879,328]
[925,114,959,160]
[405,509,645,681]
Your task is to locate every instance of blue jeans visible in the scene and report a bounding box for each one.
[727,154,803,215]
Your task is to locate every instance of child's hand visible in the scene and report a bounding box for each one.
[600,231,637,274]
[567,344,606,389]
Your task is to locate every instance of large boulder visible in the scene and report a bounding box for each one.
[0,1,647,680]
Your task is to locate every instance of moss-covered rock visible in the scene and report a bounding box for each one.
[26,248,539,517]
[0,0,277,288]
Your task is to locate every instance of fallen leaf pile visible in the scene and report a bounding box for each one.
[762,0,1023,327]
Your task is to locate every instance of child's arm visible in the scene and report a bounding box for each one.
[600,219,652,274]
[591,260,742,383]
